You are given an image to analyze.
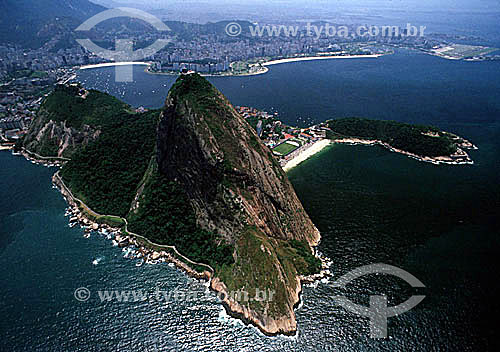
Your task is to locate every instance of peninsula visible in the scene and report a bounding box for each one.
[233,107,477,169]
[18,76,322,336]
[325,118,477,165]
[15,76,476,336]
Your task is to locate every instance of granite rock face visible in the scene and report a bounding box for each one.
[157,73,320,245]
[157,73,320,335]
[22,113,100,158]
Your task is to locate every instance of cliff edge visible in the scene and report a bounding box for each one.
[155,73,320,335]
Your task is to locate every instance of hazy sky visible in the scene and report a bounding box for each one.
[92,0,500,11]
[90,0,500,41]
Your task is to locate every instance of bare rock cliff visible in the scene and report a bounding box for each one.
[22,110,100,158]
[156,73,320,335]
[157,74,320,246]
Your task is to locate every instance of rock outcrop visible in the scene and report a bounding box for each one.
[20,84,129,159]
[22,113,100,158]
[157,73,320,335]
[157,73,320,246]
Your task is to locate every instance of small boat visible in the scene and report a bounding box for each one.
[135,260,144,267]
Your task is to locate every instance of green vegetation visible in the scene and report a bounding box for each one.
[169,73,265,165]
[216,227,293,314]
[127,170,234,267]
[216,227,320,315]
[30,71,49,79]
[231,61,250,74]
[60,108,159,217]
[327,118,458,157]
[125,233,209,273]
[287,239,322,276]
[76,200,126,228]
[42,84,129,129]
[246,116,260,130]
[38,131,60,156]
[4,69,49,80]
[39,80,235,269]
[47,75,318,316]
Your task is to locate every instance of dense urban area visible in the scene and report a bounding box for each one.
[1,18,499,146]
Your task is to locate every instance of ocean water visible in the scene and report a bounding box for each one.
[1,50,499,350]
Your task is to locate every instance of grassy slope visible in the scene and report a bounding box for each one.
[216,226,320,317]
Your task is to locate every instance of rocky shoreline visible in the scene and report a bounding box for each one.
[331,136,477,165]
[52,171,212,280]
[16,148,331,336]
[209,247,331,336]
[54,168,331,336]
[21,149,66,167]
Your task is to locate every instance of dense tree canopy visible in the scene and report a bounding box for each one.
[60,109,158,216]
[327,118,458,157]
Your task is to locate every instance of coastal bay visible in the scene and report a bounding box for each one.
[2,49,499,350]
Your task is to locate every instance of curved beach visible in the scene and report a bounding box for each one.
[79,55,382,77]
[79,62,151,70]
[263,54,384,67]
[283,139,332,172]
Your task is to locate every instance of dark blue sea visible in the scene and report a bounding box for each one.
[1,50,499,351]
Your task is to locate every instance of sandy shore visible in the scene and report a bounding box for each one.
[79,62,151,70]
[263,54,383,67]
[283,139,332,172]
[79,55,382,77]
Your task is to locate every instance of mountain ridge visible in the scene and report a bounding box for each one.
[0,0,105,48]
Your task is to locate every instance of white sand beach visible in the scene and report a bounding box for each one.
[263,54,383,66]
[79,62,151,70]
[283,139,332,172]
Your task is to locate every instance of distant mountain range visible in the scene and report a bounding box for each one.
[1,0,255,49]
[0,0,105,48]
